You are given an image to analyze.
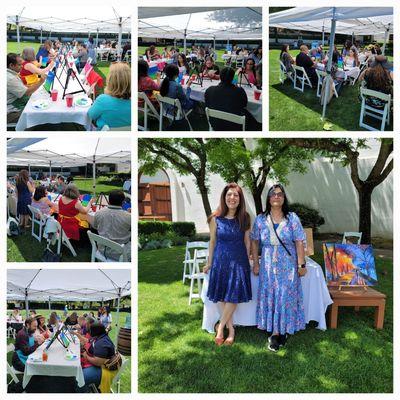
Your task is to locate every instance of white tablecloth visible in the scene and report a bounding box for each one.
[16,64,91,131]
[183,79,262,123]
[148,58,173,68]
[316,63,360,80]
[201,256,332,333]
[23,338,84,389]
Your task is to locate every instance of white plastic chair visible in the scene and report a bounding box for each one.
[342,232,362,245]
[188,249,208,305]
[7,325,16,339]
[205,107,246,131]
[155,93,193,131]
[7,344,22,386]
[138,91,160,131]
[359,87,391,131]
[182,241,209,283]
[54,219,77,257]
[87,231,129,262]
[279,60,294,84]
[28,205,48,242]
[293,65,312,92]
[316,69,338,98]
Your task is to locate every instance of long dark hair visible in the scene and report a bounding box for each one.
[244,58,256,76]
[264,184,290,218]
[33,185,46,201]
[138,60,149,80]
[207,183,250,231]
[279,44,289,60]
[160,64,179,97]
[177,53,190,72]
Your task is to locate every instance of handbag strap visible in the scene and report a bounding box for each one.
[269,213,292,257]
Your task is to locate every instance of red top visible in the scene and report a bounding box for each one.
[58,198,80,240]
[19,60,35,85]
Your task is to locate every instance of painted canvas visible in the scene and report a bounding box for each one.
[323,243,377,286]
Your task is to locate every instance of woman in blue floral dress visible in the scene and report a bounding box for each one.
[204,183,252,346]
[251,184,306,352]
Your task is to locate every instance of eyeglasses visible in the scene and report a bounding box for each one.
[269,192,284,198]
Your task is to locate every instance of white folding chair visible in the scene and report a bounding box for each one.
[348,68,361,86]
[7,325,16,339]
[359,87,391,131]
[87,231,129,262]
[7,344,22,386]
[188,249,208,305]
[54,219,77,257]
[138,91,160,131]
[316,69,338,98]
[155,93,193,131]
[205,107,246,131]
[27,205,48,242]
[182,241,209,283]
[342,232,362,245]
[293,65,312,92]
[279,60,294,84]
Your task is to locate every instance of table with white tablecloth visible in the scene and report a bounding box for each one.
[182,79,262,124]
[201,256,333,333]
[16,63,92,131]
[23,338,84,389]
[316,63,360,80]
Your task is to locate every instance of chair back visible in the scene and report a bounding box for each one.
[293,65,307,77]
[205,107,246,131]
[87,230,128,262]
[193,249,209,271]
[138,91,160,131]
[360,87,391,103]
[155,93,184,120]
[112,355,129,387]
[342,232,362,245]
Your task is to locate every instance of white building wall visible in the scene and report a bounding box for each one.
[166,155,393,238]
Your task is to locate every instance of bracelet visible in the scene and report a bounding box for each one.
[298,263,306,269]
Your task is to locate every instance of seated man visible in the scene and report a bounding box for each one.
[55,175,66,194]
[90,190,131,261]
[12,317,44,372]
[7,53,45,125]
[295,45,318,87]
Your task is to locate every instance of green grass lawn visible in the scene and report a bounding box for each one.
[7,308,131,393]
[139,246,393,393]
[269,49,393,131]
[7,177,126,262]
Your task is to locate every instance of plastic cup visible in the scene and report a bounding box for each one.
[254,89,262,101]
[50,89,58,102]
[91,204,97,212]
[180,78,185,85]
[42,351,48,362]
[65,94,74,107]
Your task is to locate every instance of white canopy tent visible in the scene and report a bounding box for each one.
[7,137,131,195]
[7,2,131,58]
[139,7,262,53]
[7,269,131,328]
[269,7,393,120]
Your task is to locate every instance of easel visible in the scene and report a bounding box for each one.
[95,192,109,209]
[187,61,204,87]
[55,58,87,99]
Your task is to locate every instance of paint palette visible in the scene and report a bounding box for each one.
[74,96,92,108]
[32,99,50,110]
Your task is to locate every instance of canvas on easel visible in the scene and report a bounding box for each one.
[323,243,377,288]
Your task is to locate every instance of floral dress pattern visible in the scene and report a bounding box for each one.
[251,212,306,334]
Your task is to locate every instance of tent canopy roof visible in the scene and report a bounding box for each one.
[7,269,131,301]
[7,3,131,34]
[139,7,262,41]
[7,138,131,168]
[269,7,393,35]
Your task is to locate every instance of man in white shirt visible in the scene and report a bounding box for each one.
[7,53,45,125]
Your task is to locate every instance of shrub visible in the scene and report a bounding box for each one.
[138,221,171,235]
[171,222,196,237]
[138,231,191,250]
[289,203,325,231]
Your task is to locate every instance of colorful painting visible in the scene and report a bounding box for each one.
[323,243,377,286]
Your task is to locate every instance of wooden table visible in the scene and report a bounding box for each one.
[328,287,386,329]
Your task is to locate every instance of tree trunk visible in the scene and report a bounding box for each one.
[252,188,264,215]
[358,185,373,244]
[197,181,212,218]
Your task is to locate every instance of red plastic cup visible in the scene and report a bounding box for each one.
[91,204,97,212]
[42,351,48,362]
[191,74,196,81]
[254,89,261,101]
[50,89,58,102]
[65,94,74,107]
[180,78,185,85]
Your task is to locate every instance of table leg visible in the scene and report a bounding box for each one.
[374,301,385,329]
[330,304,338,329]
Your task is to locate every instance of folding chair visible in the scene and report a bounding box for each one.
[7,344,22,386]
[155,93,193,131]
[342,232,362,245]
[316,69,338,98]
[138,91,160,131]
[279,60,294,84]
[27,205,48,242]
[87,231,129,262]
[52,219,77,257]
[7,325,16,339]
[188,249,208,305]
[359,87,391,131]
[86,69,104,100]
[205,107,246,131]
[182,241,209,283]
[293,65,312,92]
[347,68,361,86]
[124,50,131,63]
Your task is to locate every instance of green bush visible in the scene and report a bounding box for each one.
[171,222,196,237]
[138,231,191,250]
[138,221,171,235]
[289,203,325,231]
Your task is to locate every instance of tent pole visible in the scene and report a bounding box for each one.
[28,164,31,175]
[25,288,29,318]
[93,156,96,196]
[213,36,216,52]
[40,27,43,44]
[351,31,354,45]
[96,28,99,47]
[322,25,325,47]
[118,17,122,60]
[16,15,20,52]
[48,297,51,311]
[116,288,121,330]
[49,160,52,178]
[382,25,390,56]
[183,29,187,54]
[322,7,337,121]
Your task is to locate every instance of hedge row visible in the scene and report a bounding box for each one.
[138,221,196,237]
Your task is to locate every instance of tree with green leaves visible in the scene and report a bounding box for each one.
[287,138,393,244]
[207,138,316,214]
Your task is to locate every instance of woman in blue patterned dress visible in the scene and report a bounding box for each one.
[251,184,306,352]
[204,183,252,346]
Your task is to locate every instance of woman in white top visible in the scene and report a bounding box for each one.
[344,48,360,68]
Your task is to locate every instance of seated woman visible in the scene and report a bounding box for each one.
[145,45,160,61]
[47,312,61,333]
[57,184,94,242]
[161,47,170,58]
[160,63,194,115]
[65,312,80,328]
[279,44,295,74]
[201,57,220,80]
[99,307,112,333]
[31,185,58,216]
[88,62,131,129]
[177,53,190,76]
[238,58,257,85]
[79,322,116,391]
[20,47,54,85]
[35,314,51,340]
[138,60,160,106]
[35,40,56,66]
[344,48,360,68]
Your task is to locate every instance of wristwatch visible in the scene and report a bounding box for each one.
[298,263,306,269]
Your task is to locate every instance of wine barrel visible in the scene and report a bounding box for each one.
[117,327,131,356]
